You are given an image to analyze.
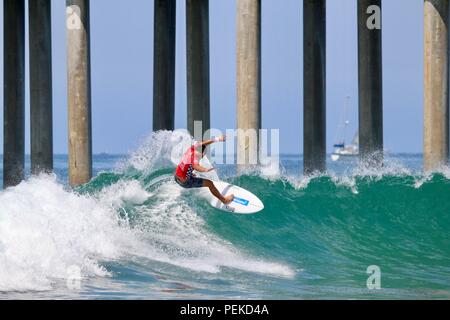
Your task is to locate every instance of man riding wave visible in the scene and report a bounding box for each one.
[174,135,234,205]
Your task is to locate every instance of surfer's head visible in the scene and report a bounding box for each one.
[194,144,207,158]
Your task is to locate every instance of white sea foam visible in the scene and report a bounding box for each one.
[0,175,138,292]
[99,180,151,208]
[285,156,418,192]
[124,130,191,174]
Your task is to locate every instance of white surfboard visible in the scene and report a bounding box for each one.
[209,180,264,214]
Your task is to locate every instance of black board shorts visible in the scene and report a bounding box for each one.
[174,175,205,189]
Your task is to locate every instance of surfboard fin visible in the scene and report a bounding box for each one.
[225,205,235,212]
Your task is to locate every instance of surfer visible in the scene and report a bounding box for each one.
[174,136,234,205]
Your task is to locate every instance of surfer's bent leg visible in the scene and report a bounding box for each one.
[202,179,234,205]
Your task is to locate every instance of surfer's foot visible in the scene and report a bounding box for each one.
[222,194,234,205]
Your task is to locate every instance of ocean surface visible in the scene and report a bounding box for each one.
[0,131,449,300]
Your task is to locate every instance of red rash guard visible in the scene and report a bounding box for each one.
[175,145,201,182]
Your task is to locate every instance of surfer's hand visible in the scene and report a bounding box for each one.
[215,135,226,142]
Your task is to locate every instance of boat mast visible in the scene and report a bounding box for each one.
[334,96,351,146]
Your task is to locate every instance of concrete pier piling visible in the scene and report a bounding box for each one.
[66,0,92,186]
[424,0,449,171]
[153,0,176,131]
[303,0,326,174]
[3,0,25,188]
[186,0,210,137]
[236,0,261,170]
[358,0,383,164]
[29,0,53,174]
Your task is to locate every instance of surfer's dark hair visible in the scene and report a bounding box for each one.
[202,144,207,154]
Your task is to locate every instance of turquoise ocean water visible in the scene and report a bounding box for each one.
[0,132,449,299]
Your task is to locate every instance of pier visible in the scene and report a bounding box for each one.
[29,0,53,174]
[187,0,210,139]
[236,0,261,171]
[1,0,449,187]
[153,0,176,132]
[66,0,92,186]
[303,0,326,174]
[424,0,449,172]
[3,0,25,187]
[358,0,383,165]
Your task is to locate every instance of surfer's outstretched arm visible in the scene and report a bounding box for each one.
[194,135,226,148]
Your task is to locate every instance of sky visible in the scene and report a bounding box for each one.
[0,0,424,154]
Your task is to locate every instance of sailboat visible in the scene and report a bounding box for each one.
[331,96,359,162]
[331,131,359,161]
